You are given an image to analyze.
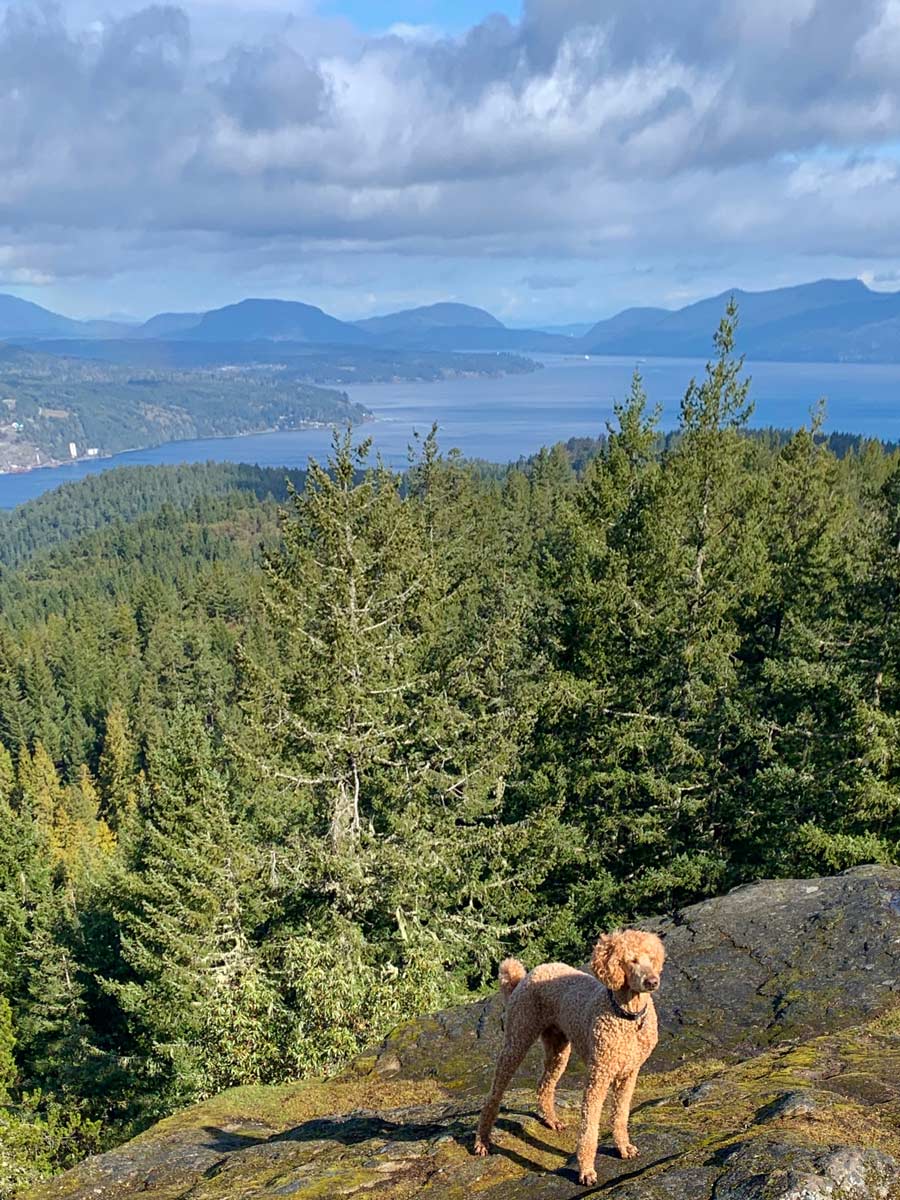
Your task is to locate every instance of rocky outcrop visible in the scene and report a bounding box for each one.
[24,866,900,1200]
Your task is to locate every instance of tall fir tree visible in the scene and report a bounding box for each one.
[246,430,562,995]
[249,430,432,851]
[54,766,116,891]
[17,904,99,1104]
[107,706,274,1108]
[0,995,16,1102]
[97,704,138,832]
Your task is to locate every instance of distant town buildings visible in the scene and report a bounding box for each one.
[69,442,78,458]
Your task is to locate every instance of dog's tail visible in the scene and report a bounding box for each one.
[498,957,527,999]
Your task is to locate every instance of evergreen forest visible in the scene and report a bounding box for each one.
[2,309,900,1193]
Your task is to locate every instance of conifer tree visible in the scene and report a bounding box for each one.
[558,367,662,677]
[530,372,674,935]
[17,743,64,859]
[0,742,13,803]
[0,995,16,1102]
[729,411,868,872]
[98,704,138,831]
[20,655,66,761]
[0,630,28,752]
[252,430,429,851]
[247,430,560,987]
[756,407,848,656]
[861,459,900,717]
[527,442,575,535]
[109,706,272,1105]
[624,303,767,898]
[0,770,49,996]
[54,766,116,889]
[18,906,98,1102]
[810,456,900,868]
[534,311,769,927]
[663,299,763,715]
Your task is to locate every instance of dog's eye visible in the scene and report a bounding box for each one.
[630,958,639,964]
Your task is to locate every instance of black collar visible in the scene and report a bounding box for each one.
[607,988,648,1024]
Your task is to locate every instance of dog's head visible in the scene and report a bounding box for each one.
[590,929,665,994]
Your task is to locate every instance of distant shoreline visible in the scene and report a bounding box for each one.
[0,355,540,478]
[5,353,900,512]
[0,416,363,480]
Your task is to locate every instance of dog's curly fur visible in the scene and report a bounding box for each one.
[474,930,666,1187]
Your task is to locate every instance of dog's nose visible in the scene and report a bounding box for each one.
[645,977,659,990]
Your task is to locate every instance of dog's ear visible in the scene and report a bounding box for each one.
[591,932,626,990]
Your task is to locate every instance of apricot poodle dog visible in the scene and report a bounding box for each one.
[474,930,666,1186]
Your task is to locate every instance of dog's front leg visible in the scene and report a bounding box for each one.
[611,1068,640,1158]
[575,1065,613,1186]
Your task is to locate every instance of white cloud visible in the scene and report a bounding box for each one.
[384,22,443,43]
[2,0,900,307]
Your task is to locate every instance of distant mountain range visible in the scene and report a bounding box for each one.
[136,311,203,339]
[355,302,503,335]
[0,294,133,340]
[579,279,900,361]
[3,278,900,362]
[0,294,574,354]
[180,298,372,345]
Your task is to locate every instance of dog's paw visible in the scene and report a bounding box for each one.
[473,1137,490,1157]
[578,1167,598,1186]
[541,1115,567,1132]
[617,1142,639,1160]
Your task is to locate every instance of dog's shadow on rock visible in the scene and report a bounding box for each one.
[490,1110,646,1178]
[200,1108,480,1156]
[490,1118,687,1187]
[488,1111,573,1173]
[198,1107,569,1179]
[197,1107,660,1183]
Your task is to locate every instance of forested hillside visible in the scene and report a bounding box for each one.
[0,348,365,473]
[0,462,304,569]
[2,309,900,1194]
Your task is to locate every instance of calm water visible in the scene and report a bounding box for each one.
[2,354,900,509]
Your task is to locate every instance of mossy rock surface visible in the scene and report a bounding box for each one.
[24,866,900,1200]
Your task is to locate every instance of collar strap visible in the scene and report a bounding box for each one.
[607,988,648,1023]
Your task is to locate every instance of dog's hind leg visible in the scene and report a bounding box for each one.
[474,1034,534,1156]
[537,1027,571,1131]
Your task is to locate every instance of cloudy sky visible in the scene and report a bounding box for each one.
[3,0,900,323]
